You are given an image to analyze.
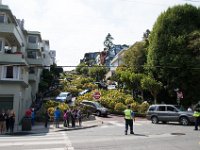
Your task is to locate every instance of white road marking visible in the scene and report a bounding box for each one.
[63,132,74,150]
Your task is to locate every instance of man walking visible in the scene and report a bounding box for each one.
[54,107,61,128]
[124,105,135,135]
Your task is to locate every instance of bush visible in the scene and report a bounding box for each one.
[125,97,134,105]
[139,101,149,113]
[114,103,126,113]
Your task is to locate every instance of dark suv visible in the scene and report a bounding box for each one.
[146,104,195,125]
[80,100,109,117]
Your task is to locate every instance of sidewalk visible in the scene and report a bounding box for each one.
[1,116,102,136]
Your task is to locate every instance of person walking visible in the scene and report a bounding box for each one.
[0,110,6,134]
[5,110,10,133]
[193,103,200,130]
[31,108,35,126]
[71,109,77,128]
[63,110,69,127]
[9,110,15,134]
[124,105,135,135]
[44,109,50,128]
[54,107,61,128]
[77,108,82,127]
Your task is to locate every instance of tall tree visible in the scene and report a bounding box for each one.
[147,4,200,105]
[123,41,147,73]
[88,65,107,81]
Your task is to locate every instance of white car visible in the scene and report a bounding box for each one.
[107,84,117,90]
[55,92,72,103]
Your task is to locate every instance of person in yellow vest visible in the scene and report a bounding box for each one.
[193,103,200,130]
[124,105,135,135]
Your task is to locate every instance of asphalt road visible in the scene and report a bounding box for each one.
[0,115,199,150]
[66,115,200,150]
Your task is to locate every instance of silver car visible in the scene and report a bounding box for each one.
[55,92,72,103]
[146,104,195,125]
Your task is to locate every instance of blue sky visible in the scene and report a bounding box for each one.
[3,0,200,70]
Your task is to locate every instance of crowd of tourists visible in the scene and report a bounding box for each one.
[45,107,83,128]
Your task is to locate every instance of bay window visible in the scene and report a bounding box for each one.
[1,66,20,79]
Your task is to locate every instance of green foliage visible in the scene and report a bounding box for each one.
[88,65,108,81]
[130,102,139,112]
[141,76,162,104]
[125,97,134,105]
[76,63,89,76]
[147,4,200,105]
[114,103,126,113]
[123,41,147,73]
[138,101,150,114]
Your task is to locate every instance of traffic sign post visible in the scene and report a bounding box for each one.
[93,91,101,100]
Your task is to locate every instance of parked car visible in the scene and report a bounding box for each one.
[107,84,117,90]
[55,92,72,103]
[94,82,107,90]
[80,100,109,117]
[78,88,91,96]
[146,104,195,125]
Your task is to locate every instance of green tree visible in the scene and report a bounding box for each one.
[147,4,200,105]
[88,65,107,81]
[141,76,163,104]
[76,63,89,76]
[123,41,147,73]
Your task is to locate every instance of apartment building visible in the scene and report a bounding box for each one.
[0,3,54,128]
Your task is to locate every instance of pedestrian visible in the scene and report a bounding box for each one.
[77,108,82,127]
[193,103,200,130]
[66,109,71,127]
[0,110,6,134]
[5,109,10,132]
[54,107,61,128]
[63,110,68,127]
[71,109,77,128]
[9,110,15,134]
[44,109,50,128]
[31,108,35,126]
[124,105,135,135]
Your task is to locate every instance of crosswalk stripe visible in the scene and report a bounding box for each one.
[100,121,146,128]
[0,131,73,150]
[0,140,66,147]
[13,148,65,150]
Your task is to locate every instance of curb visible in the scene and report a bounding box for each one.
[1,118,103,136]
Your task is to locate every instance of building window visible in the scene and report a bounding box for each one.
[28,36,37,44]
[0,40,3,52]
[0,13,6,23]
[29,67,35,74]
[27,50,37,58]
[2,66,19,79]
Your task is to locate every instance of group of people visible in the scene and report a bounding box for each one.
[45,107,82,128]
[0,109,15,134]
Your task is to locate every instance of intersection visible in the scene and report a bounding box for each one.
[0,115,199,150]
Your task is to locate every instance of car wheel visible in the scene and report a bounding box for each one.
[151,116,158,124]
[96,111,101,117]
[179,117,189,125]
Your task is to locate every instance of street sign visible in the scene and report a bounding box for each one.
[93,91,101,100]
